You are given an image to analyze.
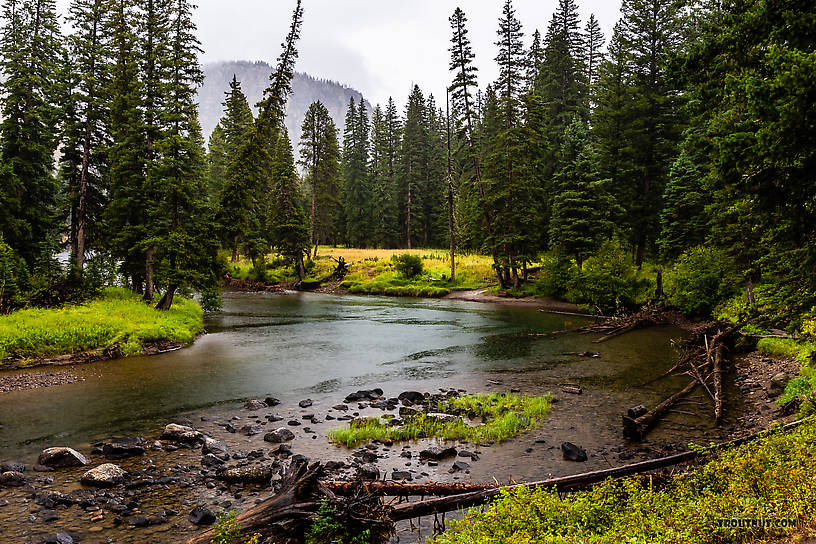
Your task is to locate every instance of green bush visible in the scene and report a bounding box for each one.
[305,500,371,544]
[565,243,645,314]
[535,253,574,298]
[0,240,28,313]
[667,245,739,316]
[391,253,423,278]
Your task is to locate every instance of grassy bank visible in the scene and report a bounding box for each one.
[0,287,203,364]
[430,420,816,544]
[329,393,553,448]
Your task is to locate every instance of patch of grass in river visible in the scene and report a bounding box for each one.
[328,393,553,448]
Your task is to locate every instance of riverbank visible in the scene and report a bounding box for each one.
[0,287,203,371]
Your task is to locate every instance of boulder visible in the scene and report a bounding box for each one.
[358,464,380,480]
[217,464,275,484]
[189,505,216,526]
[344,389,384,402]
[99,437,146,460]
[398,391,426,405]
[419,446,457,461]
[264,397,281,407]
[202,437,228,456]
[81,464,128,487]
[263,428,295,443]
[0,461,25,473]
[449,460,471,473]
[561,442,588,462]
[298,399,313,408]
[244,399,267,411]
[771,372,790,389]
[391,470,412,481]
[0,471,27,487]
[38,447,87,468]
[201,454,225,467]
[160,424,202,443]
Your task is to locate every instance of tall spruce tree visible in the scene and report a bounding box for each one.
[299,100,341,250]
[398,86,428,249]
[657,147,708,260]
[269,130,309,279]
[369,104,399,248]
[0,0,64,266]
[341,96,371,247]
[583,14,605,112]
[208,75,253,205]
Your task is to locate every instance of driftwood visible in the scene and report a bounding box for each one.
[714,343,725,423]
[623,378,701,440]
[322,481,498,497]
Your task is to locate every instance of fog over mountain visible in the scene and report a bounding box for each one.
[198,60,371,145]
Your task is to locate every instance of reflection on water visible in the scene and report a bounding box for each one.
[0,291,705,459]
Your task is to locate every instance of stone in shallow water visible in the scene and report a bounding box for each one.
[189,505,216,526]
[419,446,457,461]
[264,428,295,443]
[244,399,267,411]
[561,442,588,462]
[81,463,128,487]
[202,437,228,455]
[0,471,27,487]
[160,424,203,443]
[99,437,146,459]
[0,461,25,473]
[38,447,87,468]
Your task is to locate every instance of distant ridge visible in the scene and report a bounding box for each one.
[198,60,371,144]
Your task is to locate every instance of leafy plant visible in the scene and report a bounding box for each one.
[667,245,739,316]
[391,253,424,278]
[305,500,371,544]
[211,510,241,544]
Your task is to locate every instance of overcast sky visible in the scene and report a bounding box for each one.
[57,0,622,108]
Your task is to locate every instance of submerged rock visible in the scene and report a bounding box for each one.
[0,461,25,473]
[97,437,146,460]
[358,464,380,480]
[298,399,313,408]
[38,447,88,468]
[244,399,267,411]
[217,464,275,484]
[202,437,228,456]
[419,446,457,461]
[0,471,27,487]
[81,463,128,487]
[561,442,588,462]
[263,428,295,443]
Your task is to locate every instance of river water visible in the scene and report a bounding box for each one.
[0,291,742,543]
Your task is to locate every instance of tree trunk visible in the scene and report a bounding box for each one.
[635,239,645,270]
[143,248,155,302]
[746,277,755,306]
[155,283,176,311]
[231,246,239,263]
[655,267,664,299]
[309,183,316,261]
[406,183,412,250]
[511,267,519,289]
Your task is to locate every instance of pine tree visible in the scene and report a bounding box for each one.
[583,14,605,112]
[151,0,218,310]
[421,95,447,247]
[61,0,111,271]
[0,0,64,266]
[369,104,399,248]
[269,130,309,279]
[398,86,429,249]
[206,122,227,199]
[525,29,544,88]
[299,100,341,250]
[207,75,253,204]
[658,147,708,260]
[341,96,372,247]
[550,119,615,268]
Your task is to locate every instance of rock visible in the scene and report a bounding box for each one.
[99,437,146,459]
[399,406,423,418]
[266,414,284,422]
[128,514,151,527]
[771,372,789,389]
[398,391,425,405]
[449,461,470,473]
[0,461,25,473]
[35,492,73,508]
[202,437,228,455]
[419,446,457,461]
[358,464,380,480]
[344,389,384,402]
[0,471,27,487]
[43,534,73,544]
[298,399,313,408]
[40,509,59,522]
[81,463,128,487]
[288,420,301,426]
[224,423,237,433]
[264,428,295,443]
[189,505,216,526]
[217,464,275,484]
[264,396,281,407]
[201,454,225,467]
[561,385,583,395]
[391,470,412,481]
[240,424,263,436]
[333,404,349,411]
[38,447,88,468]
[160,424,203,443]
[426,412,462,424]
[244,399,267,410]
[272,444,293,457]
[561,442,588,462]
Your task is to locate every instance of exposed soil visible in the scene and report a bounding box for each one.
[733,351,802,430]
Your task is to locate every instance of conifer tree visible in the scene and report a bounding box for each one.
[0,0,64,265]
[341,96,372,247]
[583,14,605,111]
[398,86,428,249]
[61,0,111,271]
[269,130,309,279]
[208,75,253,204]
[550,119,615,268]
[525,29,544,88]
[421,95,447,247]
[299,100,341,250]
[658,147,708,260]
[206,123,227,199]
[369,104,399,248]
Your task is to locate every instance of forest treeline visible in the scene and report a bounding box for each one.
[0,0,814,325]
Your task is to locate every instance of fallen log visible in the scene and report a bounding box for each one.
[623,378,700,440]
[388,417,812,519]
[714,343,725,423]
[323,481,497,497]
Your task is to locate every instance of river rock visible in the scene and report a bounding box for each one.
[344,389,384,402]
[244,399,267,411]
[0,471,27,487]
[391,470,412,481]
[263,428,295,443]
[0,461,25,473]
[202,437,228,455]
[264,396,281,406]
[98,437,146,460]
[35,492,74,508]
[399,406,423,418]
[201,454,225,467]
[426,412,461,424]
[81,463,128,487]
[189,505,216,526]
[160,424,203,443]
[449,460,471,473]
[38,447,87,468]
[561,442,588,462]
[771,372,789,389]
[240,424,263,436]
[298,399,313,408]
[358,464,380,480]
[217,464,275,484]
[398,391,426,405]
[43,534,73,544]
[419,446,457,461]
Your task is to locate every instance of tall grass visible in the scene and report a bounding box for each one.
[0,287,203,363]
[431,420,816,544]
[328,393,553,448]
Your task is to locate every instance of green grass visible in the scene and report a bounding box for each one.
[430,420,816,544]
[328,393,553,448]
[752,337,816,412]
[0,287,203,363]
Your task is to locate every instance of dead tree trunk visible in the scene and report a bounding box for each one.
[623,378,700,440]
[143,248,155,302]
[714,343,725,423]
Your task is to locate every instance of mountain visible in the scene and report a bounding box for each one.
[198,60,370,146]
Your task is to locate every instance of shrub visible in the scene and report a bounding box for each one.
[667,245,739,316]
[565,243,645,314]
[391,253,423,278]
[211,510,241,544]
[535,253,574,298]
[0,240,27,313]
